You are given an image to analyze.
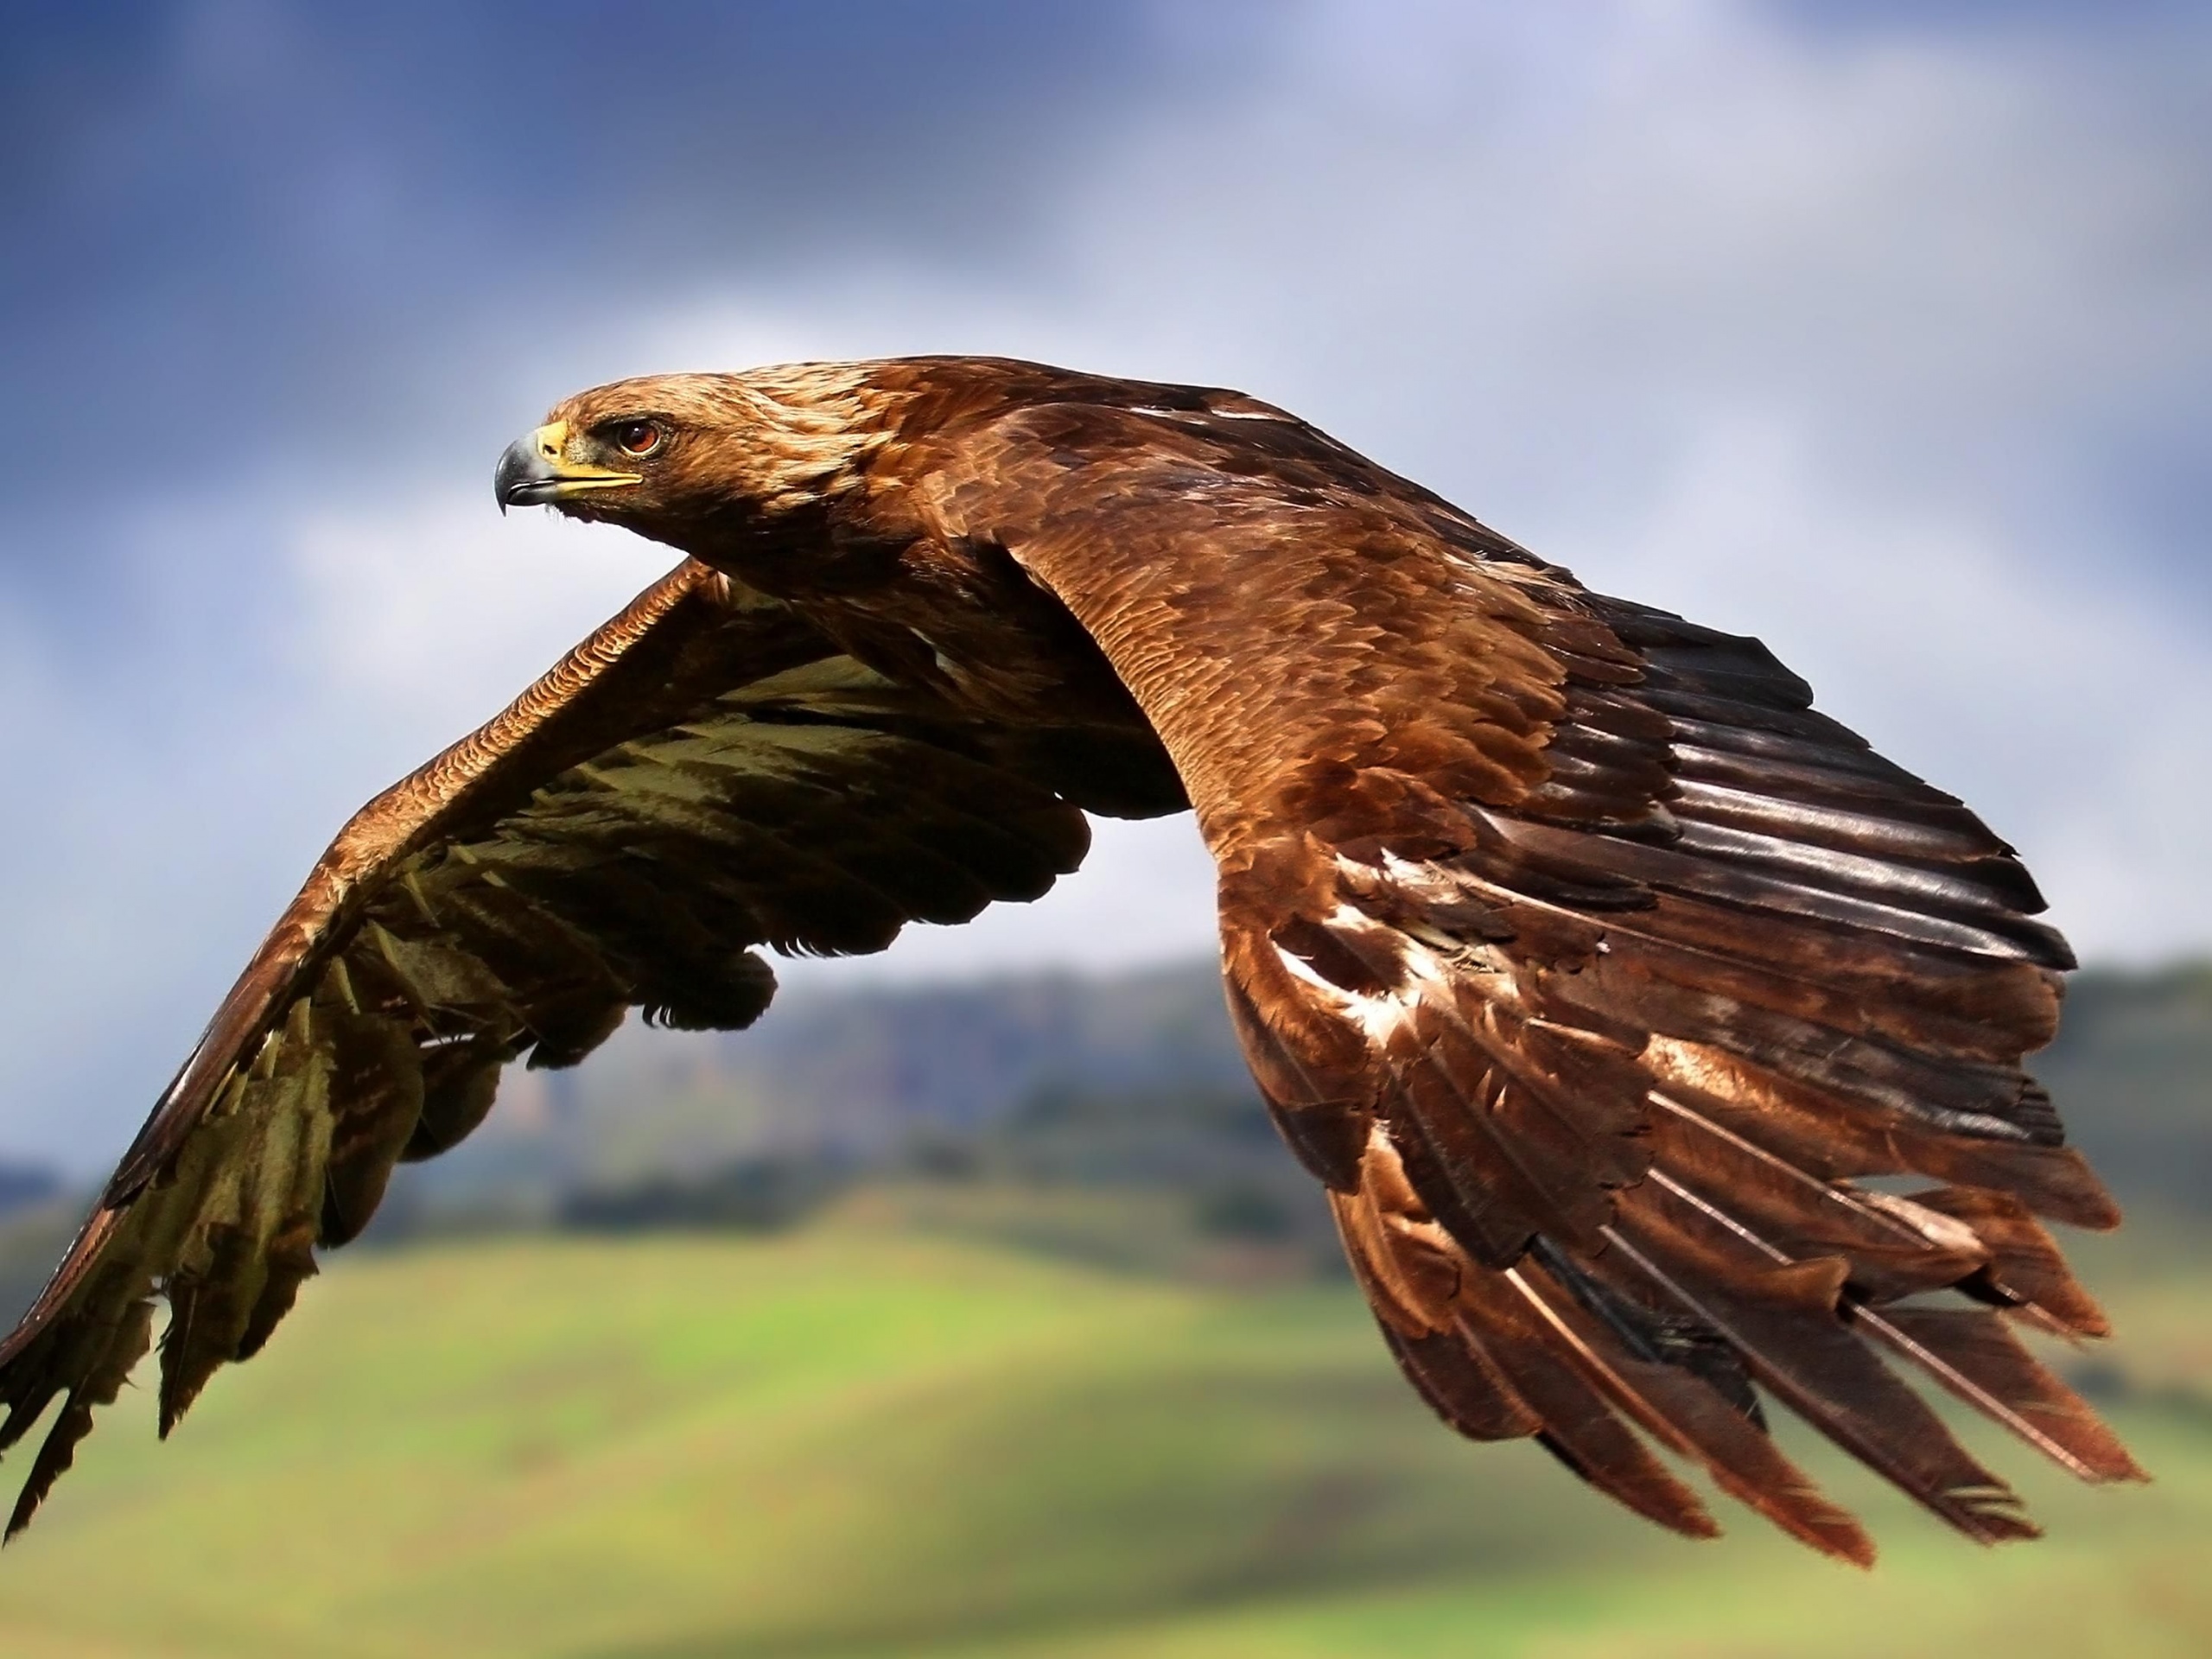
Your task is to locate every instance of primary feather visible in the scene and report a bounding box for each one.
[0,356,2138,1558]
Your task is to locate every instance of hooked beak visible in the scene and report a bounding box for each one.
[495,421,642,513]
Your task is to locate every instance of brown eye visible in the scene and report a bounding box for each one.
[613,420,662,457]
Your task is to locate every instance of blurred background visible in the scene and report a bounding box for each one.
[0,2,2208,1654]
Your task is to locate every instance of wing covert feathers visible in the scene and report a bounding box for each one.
[964,396,2138,1561]
[0,559,1099,1535]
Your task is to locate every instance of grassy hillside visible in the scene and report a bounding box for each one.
[0,961,2200,1653]
[0,1227,2203,1658]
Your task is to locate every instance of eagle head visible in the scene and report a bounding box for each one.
[494,365,893,541]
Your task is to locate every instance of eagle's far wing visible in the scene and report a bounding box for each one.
[939,394,2142,1561]
[0,559,1093,1535]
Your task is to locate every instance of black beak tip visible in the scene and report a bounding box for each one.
[494,435,541,514]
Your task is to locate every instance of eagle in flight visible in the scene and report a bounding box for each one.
[0,357,2141,1558]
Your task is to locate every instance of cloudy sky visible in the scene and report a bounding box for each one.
[3,0,2206,1168]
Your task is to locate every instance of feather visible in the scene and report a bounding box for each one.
[1507,1258,1873,1563]
[1378,1322,1543,1442]
[1452,1268,1719,1538]
[1600,1223,2039,1545]
[7,1297,155,1539]
[1859,1306,2145,1484]
[1905,1185,2112,1337]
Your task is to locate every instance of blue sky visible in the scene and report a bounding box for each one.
[3,0,2207,1167]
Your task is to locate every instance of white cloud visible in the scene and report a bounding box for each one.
[284,492,682,747]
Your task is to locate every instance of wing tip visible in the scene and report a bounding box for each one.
[1799,1511,1878,1569]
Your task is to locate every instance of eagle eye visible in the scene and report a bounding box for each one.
[612,420,663,458]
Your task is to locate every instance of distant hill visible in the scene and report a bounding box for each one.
[385,954,2211,1243]
[2035,960,2212,1219]
[394,959,1255,1228]
[0,1162,58,1221]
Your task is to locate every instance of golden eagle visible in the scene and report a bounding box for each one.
[0,358,2141,1558]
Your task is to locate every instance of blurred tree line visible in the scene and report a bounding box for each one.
[0,959,2202,1321]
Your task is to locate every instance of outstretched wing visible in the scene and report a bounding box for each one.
[925,389,2141,1561]
[0,558,1102,1535]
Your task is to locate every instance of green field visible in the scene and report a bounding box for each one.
[0,1224,2204,1659]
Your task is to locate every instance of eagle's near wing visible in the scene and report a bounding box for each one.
[912,385,2143,1561]
[0,559,1147,1536]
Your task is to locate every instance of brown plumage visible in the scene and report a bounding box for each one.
[0,355,2140,1556]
